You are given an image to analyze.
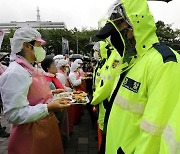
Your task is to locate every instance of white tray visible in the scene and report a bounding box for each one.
[69,97,89,105]
[53,92,89,105]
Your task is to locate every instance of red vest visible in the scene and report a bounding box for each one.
[45,76,64,89]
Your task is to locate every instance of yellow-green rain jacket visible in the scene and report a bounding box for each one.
[106,0,180,153]
[92,44,121,130]
[93,41,108,91]
[159,97,180,154]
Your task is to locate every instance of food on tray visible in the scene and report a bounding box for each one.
[72,93,87,103]
[57,92,72,98]
[76,97,86,103]
[72,93,87,98]
[72,95,79,99]
[70,91,88,104]
[79,93,87,97]
[60,98,72,104]
[73,90,84,94]
[52,89,65,94]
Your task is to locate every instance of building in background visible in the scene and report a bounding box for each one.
[0,7,66,33]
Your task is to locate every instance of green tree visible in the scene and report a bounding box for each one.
[156,21,180,50]
[2,20,178,55]
[1,29,14,53]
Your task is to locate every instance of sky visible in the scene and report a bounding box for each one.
[0,0,180,30]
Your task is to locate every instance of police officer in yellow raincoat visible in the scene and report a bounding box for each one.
[92,41,108,92]
[92,40,121,153]
[95,0,180,153]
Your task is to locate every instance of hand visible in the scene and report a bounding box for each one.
[86,72,92,75]
[52,89,66,94]
[81,77,86,80]
[47,99,71,112]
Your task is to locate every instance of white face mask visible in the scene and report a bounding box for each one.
[65,67,69,73]
[33,47,46,62]
[94,51,101,61]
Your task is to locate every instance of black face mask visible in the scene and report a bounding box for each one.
[110,30,124,56]
[120,26,134,51]
[110,25,135,57]
[119,27,137,64]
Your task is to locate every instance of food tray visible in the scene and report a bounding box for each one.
[69,97,89,105]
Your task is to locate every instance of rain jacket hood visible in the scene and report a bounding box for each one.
[120,0,159,56]
[98,0,159,63]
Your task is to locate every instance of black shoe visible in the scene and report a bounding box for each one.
[0,130,10,138]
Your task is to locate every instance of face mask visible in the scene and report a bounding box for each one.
[65,67,69,73]
[33,47,46,62]
[110,30,124,56]
[94,51,101,61]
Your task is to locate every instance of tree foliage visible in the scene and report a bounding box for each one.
[1,20,180,55]
[156,21,180,50]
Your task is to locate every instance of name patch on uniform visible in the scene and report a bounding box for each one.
[122,77,141,93]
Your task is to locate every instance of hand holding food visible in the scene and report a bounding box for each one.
[47,99,71,112]
[81,77,87,80]
[60,98,72,104]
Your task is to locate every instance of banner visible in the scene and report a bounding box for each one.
[0,30,5,50]
[62,37,69,55]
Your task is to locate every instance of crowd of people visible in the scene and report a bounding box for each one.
[0,0,180,154]
[0,26,96,154]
